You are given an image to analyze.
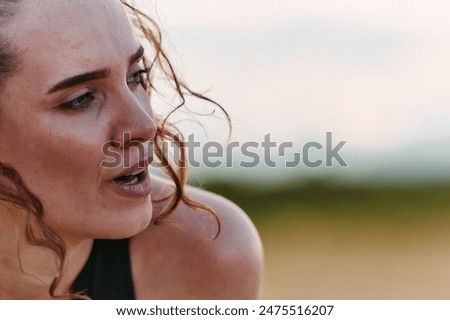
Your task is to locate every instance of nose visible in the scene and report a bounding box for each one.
[110,90,157,148]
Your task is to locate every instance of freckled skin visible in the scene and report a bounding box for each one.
[0,0,263,299]
[0,0,156,240]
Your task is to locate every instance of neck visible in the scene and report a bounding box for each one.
[0,206,92,299]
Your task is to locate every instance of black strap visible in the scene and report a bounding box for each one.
[73,238,136,300]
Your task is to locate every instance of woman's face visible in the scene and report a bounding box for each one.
[0,0,156,239]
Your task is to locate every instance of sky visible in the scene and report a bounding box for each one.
[141,0,450,182]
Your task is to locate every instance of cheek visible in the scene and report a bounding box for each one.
[0,113,106,207]
[0,116,153,238]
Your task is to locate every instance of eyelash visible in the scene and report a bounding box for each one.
[59,67,151,111]
[127,67,151,87]
[59,90,96,111]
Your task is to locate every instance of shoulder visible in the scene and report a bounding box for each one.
[130,176,264,299]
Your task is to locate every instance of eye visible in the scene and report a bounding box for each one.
[127,67,151,88]
[59,90,96,111]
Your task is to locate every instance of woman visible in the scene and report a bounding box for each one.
[0,0,263,299]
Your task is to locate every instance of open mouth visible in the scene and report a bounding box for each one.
[108,160,153,198]
[114,168,146,185]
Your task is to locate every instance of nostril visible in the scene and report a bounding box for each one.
[110,140,122,148]
[110,95,157,147]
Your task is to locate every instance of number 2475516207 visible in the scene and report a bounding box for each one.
[259,305,334,316]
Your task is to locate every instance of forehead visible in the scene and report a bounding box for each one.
[5,0,139,90]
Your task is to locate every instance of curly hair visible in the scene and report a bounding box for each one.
[0,0,229,299]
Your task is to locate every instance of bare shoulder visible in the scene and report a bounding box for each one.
[130,176,264,299]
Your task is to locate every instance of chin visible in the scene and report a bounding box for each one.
[105,202,154,239]
[62,201,154,241]
[46,197,154,241]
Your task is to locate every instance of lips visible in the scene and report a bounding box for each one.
[112,159,151,183]
[114,167,146,185]
[108,158,153,199]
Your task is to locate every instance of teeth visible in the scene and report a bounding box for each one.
[114,168,146,184]
[125,169,145,177]
[119,168,145,185]
[125,176,139,185]
[129,168,145,176]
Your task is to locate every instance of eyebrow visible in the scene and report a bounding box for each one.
[47,69,111,94]
[47,45,145,95]
[129,45,144,65]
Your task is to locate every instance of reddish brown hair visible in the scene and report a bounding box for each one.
[0,0,229,299]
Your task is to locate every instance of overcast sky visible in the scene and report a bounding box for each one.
[141,0,450,181]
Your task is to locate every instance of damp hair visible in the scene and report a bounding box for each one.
[0,0,230,299]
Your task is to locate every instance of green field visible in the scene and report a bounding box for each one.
[201,178,450,299]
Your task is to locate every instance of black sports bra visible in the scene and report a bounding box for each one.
[72,238,136,300]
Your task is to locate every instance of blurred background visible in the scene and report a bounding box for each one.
[144,0,450,298]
